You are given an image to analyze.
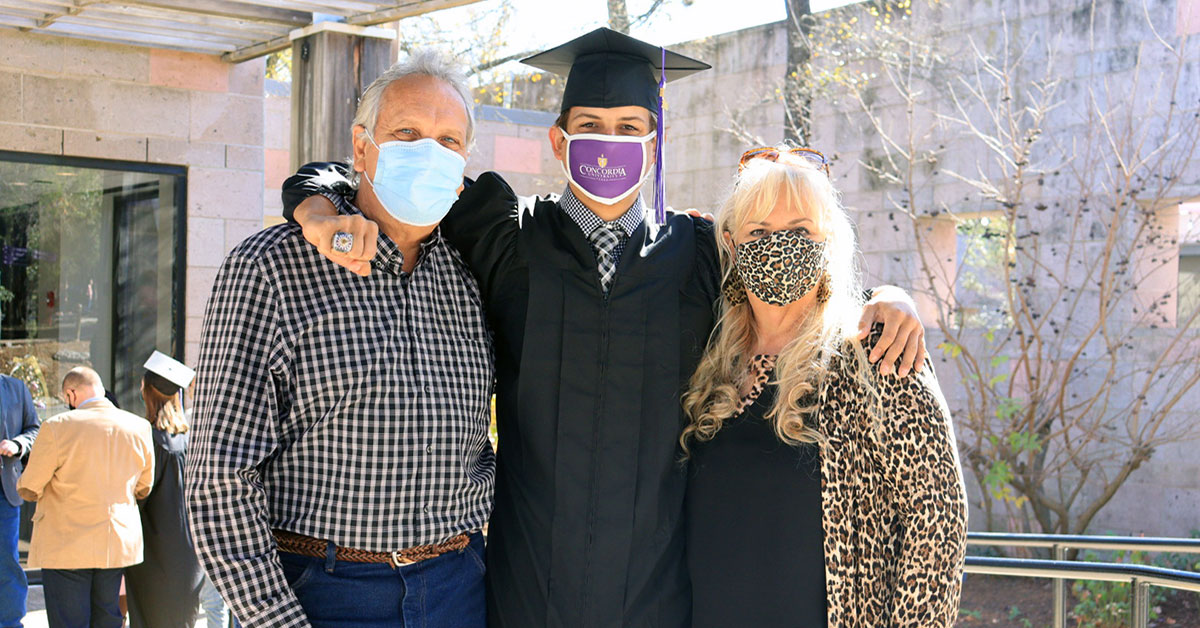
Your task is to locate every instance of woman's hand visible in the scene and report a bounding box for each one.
[857,286,927,377]
[295,195,379,277]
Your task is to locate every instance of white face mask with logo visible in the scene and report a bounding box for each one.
[559,131,657,205]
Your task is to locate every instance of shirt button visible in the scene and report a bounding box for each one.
[423,505,430,514]
[423,384,432,394]
[426,444,433,454]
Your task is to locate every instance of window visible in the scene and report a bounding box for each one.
[1180,203,1200,322]
[955,214,1013,328]
[0,151,185,415]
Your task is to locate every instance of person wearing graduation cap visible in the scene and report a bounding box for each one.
[124,351,205,628]
[281,28,927,627]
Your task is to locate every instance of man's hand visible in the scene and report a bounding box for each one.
[0,440,19,457]
[857,286,927,377]
[296,195,379,277]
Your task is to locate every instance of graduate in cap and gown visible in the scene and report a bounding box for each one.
[124,351,205,628]
[280,28,926,627]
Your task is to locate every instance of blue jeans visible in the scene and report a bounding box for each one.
[0,501,25,628]
[199,575,229,628]
[277,532,486,628]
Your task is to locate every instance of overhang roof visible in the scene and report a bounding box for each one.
[0,0,480,62]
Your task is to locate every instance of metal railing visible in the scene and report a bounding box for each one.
[965,532,1200,628]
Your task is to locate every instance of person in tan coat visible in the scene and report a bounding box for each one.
[17,367,154,628]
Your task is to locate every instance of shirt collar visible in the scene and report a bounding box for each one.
[559,187,645,239]
[337,197,442,277]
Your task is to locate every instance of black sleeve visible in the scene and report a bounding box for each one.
[692,217,721,305]
[439,171,520,298]
[280,161,355,223]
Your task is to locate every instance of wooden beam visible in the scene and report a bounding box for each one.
[42,20,233,51]
[53,14,258,45]
[68,6,274,40]
[0,15,39,28]
[14,0,83,30]
[110,0,310,26]
[233,0,379,15]
[224,19,392,63]
[89,4,283,38]
[345,0,481,26]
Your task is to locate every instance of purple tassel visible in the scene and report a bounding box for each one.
[655,46,666,224]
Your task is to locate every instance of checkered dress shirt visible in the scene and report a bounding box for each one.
[559,187,645,275]
[186,196,495,628]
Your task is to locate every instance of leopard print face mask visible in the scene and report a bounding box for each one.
[732,228,827,306]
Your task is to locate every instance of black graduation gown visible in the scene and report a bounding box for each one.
[125,428,204,628]
[282,166,720,628]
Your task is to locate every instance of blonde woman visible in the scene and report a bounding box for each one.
[124,358,204,628]
[682,147,967,627]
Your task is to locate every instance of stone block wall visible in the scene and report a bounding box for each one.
[0,29,267,367]
[663,22,788,212]
[264,79,292,226]
[466,106,565,198]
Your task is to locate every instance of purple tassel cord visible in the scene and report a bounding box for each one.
[655,46,666,224]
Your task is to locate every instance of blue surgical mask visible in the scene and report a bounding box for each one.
[362,134,466,227]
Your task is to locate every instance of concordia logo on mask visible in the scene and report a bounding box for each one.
[561,131,656,205]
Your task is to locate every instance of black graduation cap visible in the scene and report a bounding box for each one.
[521,27,711,113]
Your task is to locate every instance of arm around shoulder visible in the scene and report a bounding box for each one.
[440,171,521,294]
[281,161,353,223]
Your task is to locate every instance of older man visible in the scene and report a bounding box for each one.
[18,367,154,628]
[185,51,493,628]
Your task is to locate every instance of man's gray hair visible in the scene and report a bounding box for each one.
[352,49,476,146]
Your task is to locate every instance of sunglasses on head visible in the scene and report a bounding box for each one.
[738,146,830,176]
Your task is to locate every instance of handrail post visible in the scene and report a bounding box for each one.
[1130,577,1149,628]
[1053,543,1066,628]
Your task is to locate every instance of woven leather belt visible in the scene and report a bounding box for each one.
[273,530,472,569]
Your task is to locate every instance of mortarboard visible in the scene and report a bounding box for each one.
[522,28,711,221]
[521,27,710,113]
[144,350,196,391]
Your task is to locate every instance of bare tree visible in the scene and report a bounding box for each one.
[608,0,687,33]
[815,0,1200,535]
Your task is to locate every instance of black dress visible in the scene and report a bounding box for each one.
[283,165,721,628]
[687,356,828,628]
[125,428,203,628]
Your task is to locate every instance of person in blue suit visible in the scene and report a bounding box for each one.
[0,375,39,628]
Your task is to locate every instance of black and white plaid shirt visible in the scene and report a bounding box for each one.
[186,197,495,628]
[559,187,646,267]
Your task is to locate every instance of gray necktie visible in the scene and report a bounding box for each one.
[587,222,625,294]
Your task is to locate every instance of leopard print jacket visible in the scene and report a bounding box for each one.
[733,331,967,626]
[815,328,968,627]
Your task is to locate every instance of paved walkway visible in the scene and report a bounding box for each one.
[23,585,214,628]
